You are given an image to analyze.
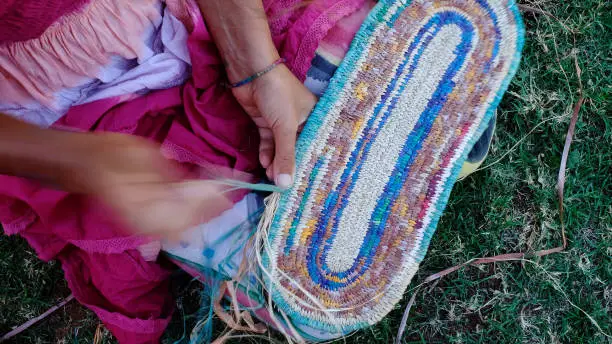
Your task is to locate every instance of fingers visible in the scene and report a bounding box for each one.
[268,91,315,187]
[258,127,274,168]
[271,122,297,189]
[118,181,232,240]
[173,181,232,225]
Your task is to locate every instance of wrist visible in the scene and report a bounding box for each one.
[195,0,281,83]
[224,45,281,84]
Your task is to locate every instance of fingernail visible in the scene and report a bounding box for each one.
[276,174,293,189]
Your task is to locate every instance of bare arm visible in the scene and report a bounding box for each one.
[0,113,81,189]
[0,113,230,238]
[196,0,279,83]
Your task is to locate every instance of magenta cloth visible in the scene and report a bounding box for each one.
[0,0,89,44]
[0,0,366,343]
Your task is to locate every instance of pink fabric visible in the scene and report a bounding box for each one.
[0,0,165,111]
[0,0,366,343]
[317,0,376,62]
[273,0,367,81]
[0,0,89,44]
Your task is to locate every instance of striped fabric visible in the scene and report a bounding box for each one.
[261,0,524,336]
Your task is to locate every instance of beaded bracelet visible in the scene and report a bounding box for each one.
[226,58,286,88]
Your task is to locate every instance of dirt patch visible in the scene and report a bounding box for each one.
[53,301,91,341]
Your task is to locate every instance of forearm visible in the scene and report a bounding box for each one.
[196,0,279,82]
[0,114,81,188]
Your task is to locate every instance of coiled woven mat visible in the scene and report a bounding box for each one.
[260,0,525,336]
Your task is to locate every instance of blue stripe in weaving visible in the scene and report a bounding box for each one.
[283,156,326,256]
[324,12,475,284]
[304,18,438,282]
[366,14,476,271]
[302,12,479,289]
[476,0,501,73]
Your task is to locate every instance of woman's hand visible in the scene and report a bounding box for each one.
[197,0,317,189]
[71,133,232,239]
[0,114,231,239]
[231,64,317,188]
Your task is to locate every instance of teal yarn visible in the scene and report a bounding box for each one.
[214,179,286,194]
[166,204,266,343]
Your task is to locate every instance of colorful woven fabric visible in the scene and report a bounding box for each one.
[261,0,524,336]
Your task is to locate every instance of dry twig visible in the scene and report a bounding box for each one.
[0,294,75,342]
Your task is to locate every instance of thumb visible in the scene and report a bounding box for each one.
[272,122,297,189]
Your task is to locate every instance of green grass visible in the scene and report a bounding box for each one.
[1,0,610,343]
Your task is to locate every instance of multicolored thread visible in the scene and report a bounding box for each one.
[260,0,524,337]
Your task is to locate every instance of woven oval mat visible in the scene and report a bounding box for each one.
[260,0,525,337]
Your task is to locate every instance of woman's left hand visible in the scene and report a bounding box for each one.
[231,63,317,189]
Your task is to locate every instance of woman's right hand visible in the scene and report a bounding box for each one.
[0,114,231,240]
[68,133,232,239]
